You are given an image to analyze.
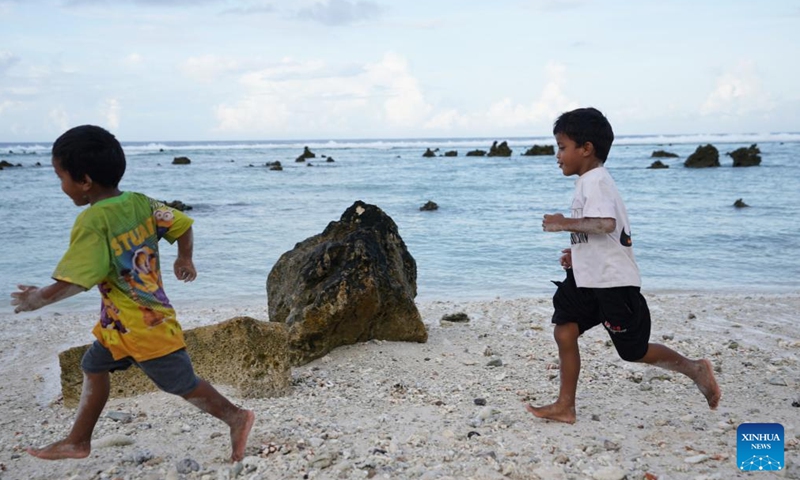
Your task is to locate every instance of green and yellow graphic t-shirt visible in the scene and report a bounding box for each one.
[53,192,193,361]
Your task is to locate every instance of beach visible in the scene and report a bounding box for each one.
[1,292,798,479]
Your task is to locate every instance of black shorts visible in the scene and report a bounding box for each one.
[551,269,651,361]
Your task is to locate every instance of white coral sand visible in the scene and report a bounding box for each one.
[0,292,798,479]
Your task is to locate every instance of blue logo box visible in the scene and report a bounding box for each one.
[737,423,784,472]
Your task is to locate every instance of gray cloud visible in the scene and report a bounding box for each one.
[62,0,221,6]
[220,4,275,16]
[297,0,383,26]
[0,52,21,75]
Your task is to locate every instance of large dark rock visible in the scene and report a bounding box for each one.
[466,149,487,157]
[684,144,720,168]
[487,141,512,157]
[172,156,191,165]
[728,144,761,167]
[267,201,427,365]
[59,317,291,407]
[522,145,554,156]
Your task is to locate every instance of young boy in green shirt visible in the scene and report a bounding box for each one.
[11,125,254,462]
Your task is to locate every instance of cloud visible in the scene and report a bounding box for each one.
[0,51,20,74]
[212,57,580,136]
[49,107,69,132]
[297,0,383,26]
[0,100,17,115]
[363,53,431,126]
[103,98,121,130]
[526,0,586,12]
[63,0,221,6]
[180,55,241,82]
[701,61,775,116]
[220,3,275,15]
[122,53,143,67]
[213,53,430,135]
[483,62,577,128]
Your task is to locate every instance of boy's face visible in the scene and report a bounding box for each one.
[555,133,598,176]
[52,157,90,206]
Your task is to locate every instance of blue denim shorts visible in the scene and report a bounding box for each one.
[81,341,199,396]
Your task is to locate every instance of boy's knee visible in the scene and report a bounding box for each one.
[553,323,580,346]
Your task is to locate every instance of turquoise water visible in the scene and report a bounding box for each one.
[1,133,799,314]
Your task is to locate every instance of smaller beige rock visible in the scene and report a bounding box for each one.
[60,317,291,407]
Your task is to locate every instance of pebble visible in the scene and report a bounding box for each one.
[592,466,627,480]
[176,458,200,474]
[94,434,135,448]
[685,454,708,464]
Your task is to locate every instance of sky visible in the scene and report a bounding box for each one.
[1,0,799,142]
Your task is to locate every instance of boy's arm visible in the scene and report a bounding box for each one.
[11,281,86,313]
[542,213,616,234]
[173,226,197,282]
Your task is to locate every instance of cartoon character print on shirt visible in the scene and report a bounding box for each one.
[119,245,172,327]
[98,281,127,333]
[153,208,174,239]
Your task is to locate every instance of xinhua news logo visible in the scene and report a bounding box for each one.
[737,423,784,472]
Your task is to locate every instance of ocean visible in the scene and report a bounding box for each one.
[1,133,799,315]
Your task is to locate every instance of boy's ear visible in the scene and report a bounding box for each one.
[80,174,94,191]
[581,142,595,157]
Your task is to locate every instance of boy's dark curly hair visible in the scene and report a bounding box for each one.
[52,125,126,187]
[553,107,614,162]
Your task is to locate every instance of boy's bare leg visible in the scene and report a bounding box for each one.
[182,379,255,462]
[637,343,721,409]
[27,371,110,460]
[526,323,580,424]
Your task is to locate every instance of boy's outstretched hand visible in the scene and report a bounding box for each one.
[174,257,197,282]
[11,282,86,313]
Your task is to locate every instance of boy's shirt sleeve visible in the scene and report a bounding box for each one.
[149,198,193,243]
[580,176,617,219]
[52,215,112,289]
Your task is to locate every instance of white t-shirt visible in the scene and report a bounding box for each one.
[569,166,641,288]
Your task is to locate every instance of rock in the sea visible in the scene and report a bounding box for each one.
[651,150,679,158]
[684,144,720,168]
[267,200,427,365]
[466,149,487,157]
[59,317,291,407]
[172,156,191,165]
[733,198,749,208]
[295,146,316,162]
[522,145,554,156]
[728,143,762,167]
[647,160,669,169]
[163,199,192,211]
[487,140,512,157]
[420,200,439,211]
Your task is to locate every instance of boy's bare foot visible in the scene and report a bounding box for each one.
[525,402,576,424]
[230,409,255,462]
[695,359,721,409]
[26,440,90,460]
